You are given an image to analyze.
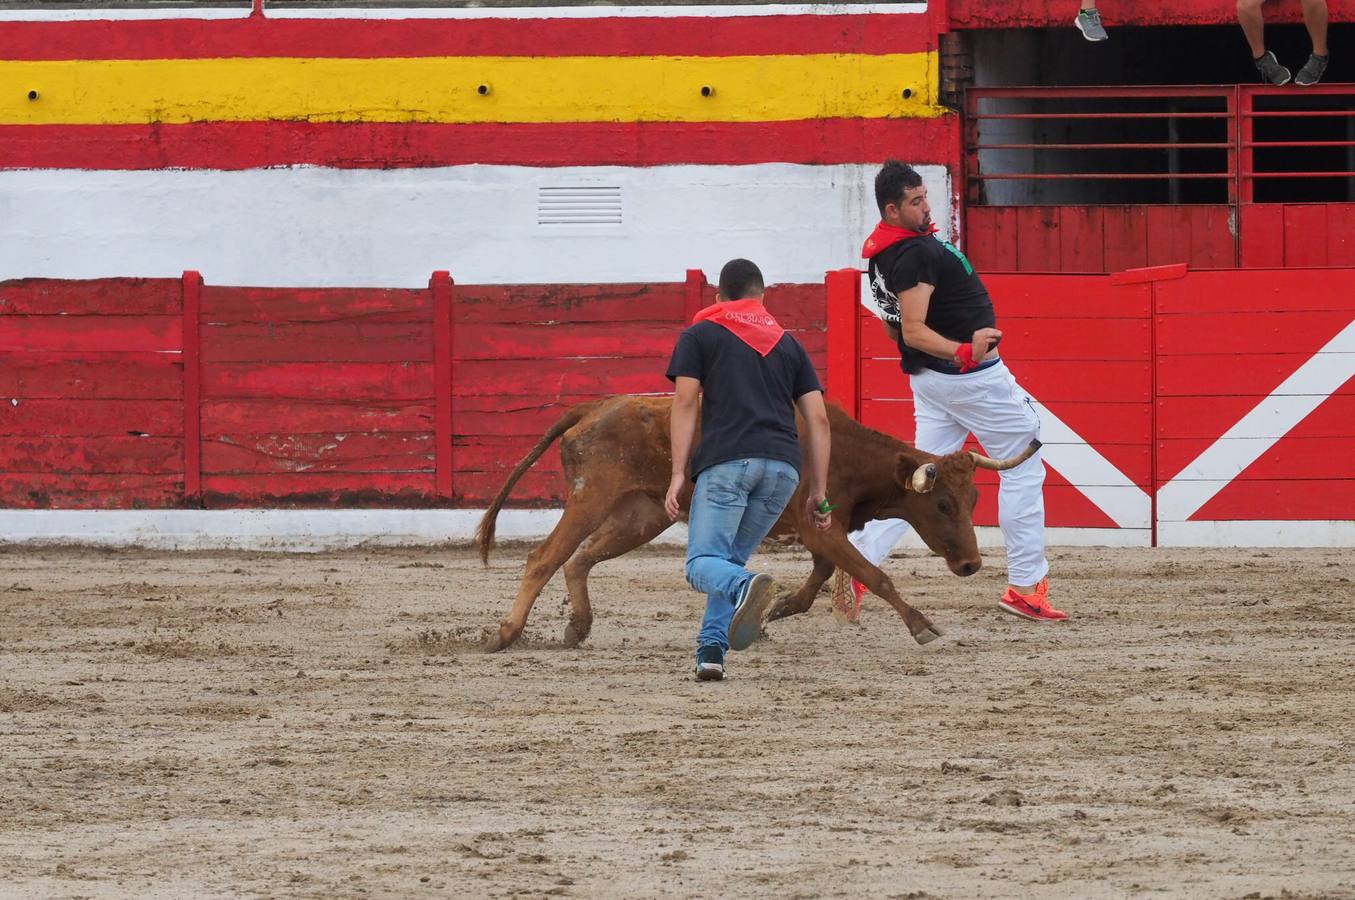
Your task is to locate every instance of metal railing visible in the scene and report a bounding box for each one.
[967,85,1355,206]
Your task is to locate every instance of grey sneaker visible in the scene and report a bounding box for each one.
[1295,53,1330,86]
[1254,51,1292,86]
[695,644,725,682]
[1075,8,1108,42]
[728,573,780,651]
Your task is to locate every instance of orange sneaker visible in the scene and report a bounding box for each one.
[831,571,868,623]
[998,578,1067,622]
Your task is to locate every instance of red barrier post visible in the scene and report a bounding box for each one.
[825,268,862,419]
[432,271,454,500]
[181,270,202,505]
[683,269,707,325]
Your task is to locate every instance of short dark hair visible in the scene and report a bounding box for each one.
[875,160,923,216]
[717,258,765,300]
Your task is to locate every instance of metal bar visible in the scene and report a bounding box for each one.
[972,86,1236,98]
[974,142,1231,151]
[969,112,1228,121]
[973,173,1230,181]
[1242,140,1355,148]
[1245,110,1355,119]
[1242,170,1355,178]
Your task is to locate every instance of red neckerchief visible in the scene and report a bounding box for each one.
[691,298,785,357]
[862,221,938,259]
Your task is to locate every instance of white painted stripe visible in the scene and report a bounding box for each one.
[1158,520,1355,548]
[0,164,950,287]
[0,509,1152,551]
[1156,318,1355,522]
[1032,400,1151,529]
[0,7,251,21]
[264,4,927,20]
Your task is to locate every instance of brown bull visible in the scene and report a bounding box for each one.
[476,395,1038,651]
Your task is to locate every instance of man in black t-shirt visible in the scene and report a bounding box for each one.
[851,161,1068,624]
[665,259,833,681]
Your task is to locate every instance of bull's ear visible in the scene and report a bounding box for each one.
[895,453,938,494]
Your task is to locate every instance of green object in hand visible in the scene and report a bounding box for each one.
[816,499,837,514]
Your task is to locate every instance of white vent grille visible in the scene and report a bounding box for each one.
[537,185,623,226]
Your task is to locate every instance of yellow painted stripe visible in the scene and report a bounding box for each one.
[2,53,941,125]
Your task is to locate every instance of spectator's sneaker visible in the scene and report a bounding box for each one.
[1295,53,1330,86]
[1254,51,1292,86]
[694,644,725,682]
[1074,7,1108,42]
[998,578,1068,622]
[729,573,781,651]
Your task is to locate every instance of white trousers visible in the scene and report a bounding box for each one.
[849,360,1050,587]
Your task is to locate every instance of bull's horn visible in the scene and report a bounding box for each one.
[970,439,1043,471]
[910,463,937,493]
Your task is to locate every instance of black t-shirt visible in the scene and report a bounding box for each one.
[665,321,823,479]
[867,235,995,374]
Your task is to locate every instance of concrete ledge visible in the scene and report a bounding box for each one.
[0,510,1160,552]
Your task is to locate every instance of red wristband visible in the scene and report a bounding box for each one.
[954,342,978,373]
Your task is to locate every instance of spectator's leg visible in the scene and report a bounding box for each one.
[1237,0,1267,58]
[1302,0,1328,56]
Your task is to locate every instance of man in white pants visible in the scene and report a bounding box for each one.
[850,160,1067,623]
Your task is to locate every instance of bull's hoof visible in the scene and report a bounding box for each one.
[482,626,512,653]
[912,623,944,645]
[562,621,591,648]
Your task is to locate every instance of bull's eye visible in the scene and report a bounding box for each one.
[937,499,954,517]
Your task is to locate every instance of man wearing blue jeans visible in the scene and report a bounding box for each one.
[664,258,833,682]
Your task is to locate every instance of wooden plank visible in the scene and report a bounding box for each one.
[1187,206,1236,269]
[183,271,202,503]
[0,316,182,353]
[203,321,433,363]
[452,322,678,361]
[763,283,826,329]
[451,437,566,474]
[203,362,434,401]
[201,472,436,508]
[450,357,672,397]
[1144,206,1193,268]
[455,283,687,324]
[0,400,183,436]
[684,269,707,325]
[1325,204,1355,266]
[1156,353,1355,396]
[433,271,454,499]
[449,469,567,506]
[964,207,1018,273]
[1156,312,1355,355]
[1153,269,1355,313]
[1102,206,1148,273]
[1174,478,1355,522]
[824,268,861,414]
[1239,204,1285,268]
[0,353,183,399]
[858,316,1149,361]
[452,395,596,437]
[201,285,429,323]
[202,400,434,436]
[984,274,1150,318]
[1157,437,1355,482]
[1158,395,1355,438]
[861,358,1153,404]
[203,433,435,474]
[1057,206,1105,274]
[0,278,182,315]
[0,473,184,509]
[0,436,183,474]
[1283,205,1328,268]
[1015,207,1060,272]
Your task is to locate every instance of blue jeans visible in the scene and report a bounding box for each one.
[685,458,800,651]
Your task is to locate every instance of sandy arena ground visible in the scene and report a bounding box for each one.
[1,542,1353,899]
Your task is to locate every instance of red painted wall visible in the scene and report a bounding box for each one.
[0,274,827,509]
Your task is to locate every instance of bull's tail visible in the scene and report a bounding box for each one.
[474,402,597,565]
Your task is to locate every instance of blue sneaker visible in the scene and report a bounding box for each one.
[695,644,725,681]
[729,573,781,651]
